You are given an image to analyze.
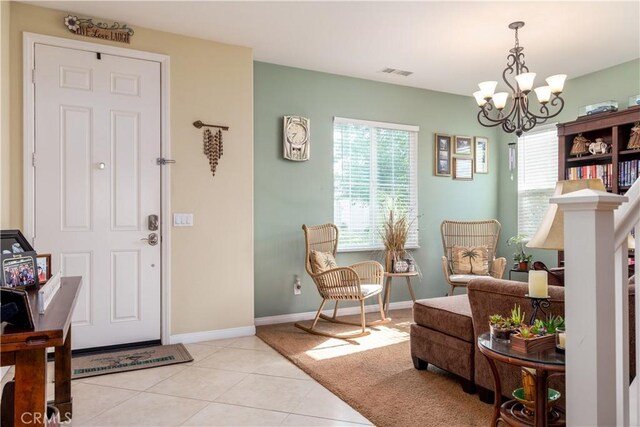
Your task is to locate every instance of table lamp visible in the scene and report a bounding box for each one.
[527,179,607,250]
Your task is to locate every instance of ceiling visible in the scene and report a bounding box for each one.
[26,1,640,96]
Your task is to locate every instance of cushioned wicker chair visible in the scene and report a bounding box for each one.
[440,220,507,296]
[295,224,389,339]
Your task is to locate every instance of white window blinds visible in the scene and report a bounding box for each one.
[333,117,419,251]
[517,124,558,238]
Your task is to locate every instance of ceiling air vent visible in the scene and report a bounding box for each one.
[380,68,413,77]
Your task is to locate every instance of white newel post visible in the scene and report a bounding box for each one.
[551,189,628,426]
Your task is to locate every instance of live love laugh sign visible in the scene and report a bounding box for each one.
[64,15,134,44]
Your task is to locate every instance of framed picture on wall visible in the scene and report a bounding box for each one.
[453,157,474,181]
[474,136,489,174]
[434,133,452,176]
[454,136,473,155]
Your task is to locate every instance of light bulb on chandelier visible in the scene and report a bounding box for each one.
[473,21,566,137]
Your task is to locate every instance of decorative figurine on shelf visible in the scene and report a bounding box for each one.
[570,133,590,157]
[628,122,640,150]
[588,138,610,155]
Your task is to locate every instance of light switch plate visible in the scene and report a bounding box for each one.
[173,213,194,227]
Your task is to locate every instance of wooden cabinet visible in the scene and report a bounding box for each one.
[558,106,640,194]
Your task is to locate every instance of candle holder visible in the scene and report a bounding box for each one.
[524,294,551,325]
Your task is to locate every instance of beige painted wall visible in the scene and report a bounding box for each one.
[1,1,10,228]
[4,2,254,335]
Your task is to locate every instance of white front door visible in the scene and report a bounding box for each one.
[34,44,161,349]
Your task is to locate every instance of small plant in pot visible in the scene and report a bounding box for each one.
[489,304,526,342]
[489,314,512,342]
[507,234,533,270]
[511,315,565,353]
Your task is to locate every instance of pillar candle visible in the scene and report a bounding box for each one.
[528,270,549,298]
[558,331,566,349]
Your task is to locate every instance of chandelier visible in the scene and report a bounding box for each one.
[474,21,566,137]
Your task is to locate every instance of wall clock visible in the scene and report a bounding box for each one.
[283,116,310,161]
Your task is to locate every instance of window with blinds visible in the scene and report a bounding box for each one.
[517,124,558,238]
[333,117,419,251]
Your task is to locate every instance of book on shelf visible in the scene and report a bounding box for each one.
[566,164,613,188]
[619,159,640,187]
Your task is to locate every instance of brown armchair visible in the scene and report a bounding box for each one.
[440,220,507,295]
[295,224,389,339]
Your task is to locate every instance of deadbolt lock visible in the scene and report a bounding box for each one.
[148,214,159,231]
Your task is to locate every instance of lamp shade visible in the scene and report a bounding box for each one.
[527,179,606,250]
[473,91,487,106]
[515,72,536,92]
[493,92,509,110]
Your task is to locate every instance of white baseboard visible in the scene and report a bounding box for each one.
[254,300,414,326]
[168,300,414,342]
[1,366,10,380]
[169,325,256,344]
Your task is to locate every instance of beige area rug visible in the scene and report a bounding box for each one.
[72,344,193,379]
[257,309,492,427]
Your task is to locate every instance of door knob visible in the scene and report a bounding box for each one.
[141,233,158,246]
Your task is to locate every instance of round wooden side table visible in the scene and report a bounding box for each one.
[477,332,566,427]
[382,271,418,315]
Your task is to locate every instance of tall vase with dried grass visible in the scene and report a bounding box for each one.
[381,210,410,272]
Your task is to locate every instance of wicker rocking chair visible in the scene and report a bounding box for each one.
[295,224,389,339]
[440,220,507,296]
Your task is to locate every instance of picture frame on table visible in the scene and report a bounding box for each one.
[434,133,452,176]
[0,287,35,329]
[1,252,39,289]
[454,136,473,156]
[474,136,489,174]
[37,253,52,283]
[453,157,474,181]
[1,230,39,289]
[1,229,35,255]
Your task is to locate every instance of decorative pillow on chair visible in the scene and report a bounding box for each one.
[310,250,338,274]
[451,245,489,275]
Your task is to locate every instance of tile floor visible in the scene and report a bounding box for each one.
[1,336,372,427]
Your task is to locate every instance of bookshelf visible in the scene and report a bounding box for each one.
[558,106,640,194]
[557,106,640,267]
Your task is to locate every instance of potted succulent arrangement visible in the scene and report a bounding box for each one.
[511,314,565,353]
[489,305,526,342]
[507,234,533,271]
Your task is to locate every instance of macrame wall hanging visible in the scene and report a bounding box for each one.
[203,129,223,176]
[193,120,229,177]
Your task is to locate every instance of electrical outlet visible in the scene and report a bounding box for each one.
[294,275,302,295]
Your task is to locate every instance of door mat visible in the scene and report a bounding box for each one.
[71,344,193,379]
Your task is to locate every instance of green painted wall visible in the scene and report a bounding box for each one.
[496,59,640,266]
[254,62,501,318]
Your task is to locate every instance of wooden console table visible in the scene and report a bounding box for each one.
[1,276,81,426]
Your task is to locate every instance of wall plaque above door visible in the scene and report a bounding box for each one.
[64,15,134,44]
